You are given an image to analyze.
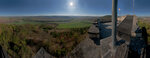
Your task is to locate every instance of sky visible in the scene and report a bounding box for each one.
[0,0,150,16]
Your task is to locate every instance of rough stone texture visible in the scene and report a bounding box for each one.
[117,15,134,35]
[88,24,99,34]
[100,37,112,58]
[33,47,55,58]
[0,45,9,58]
[115,44,128,58]
[117,15,138,45]
[99,21,129,58]
[119,34,131,45]
[66,36,101,58]
[88,22,101,39]
[132,15,138,33]
[100,36,129,58]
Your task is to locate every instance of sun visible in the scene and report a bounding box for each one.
[69,2,74,6]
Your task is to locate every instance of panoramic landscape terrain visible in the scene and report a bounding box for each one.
[0,0,150,58]
[0,15,150,58]
[0,16,99,58]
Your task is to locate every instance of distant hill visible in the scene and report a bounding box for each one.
[97,15,112,23]
[0,16,99,24]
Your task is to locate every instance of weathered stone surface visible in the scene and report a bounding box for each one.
[88,21,101,39]
[0,45,9,58]
[100,37,112,58]
[115,44,128,58]
[66,37,101,58]
[100,37,111,55]
[117,15,138,44]
[117,15,134,35]
[33,47,55,58]
[100,36,129,58]
[88,25,99,34]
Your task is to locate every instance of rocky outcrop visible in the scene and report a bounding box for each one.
[33,47,55,58]
[0,45,9,58]
[66,37,101,58]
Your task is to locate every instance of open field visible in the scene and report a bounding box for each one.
[0,16,98,58]
[57,21,92,29]
[1,16,150,58]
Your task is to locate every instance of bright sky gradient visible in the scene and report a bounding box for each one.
[0,0,150,16]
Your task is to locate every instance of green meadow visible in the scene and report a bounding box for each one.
[57,21,92,29]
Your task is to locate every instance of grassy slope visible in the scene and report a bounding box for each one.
[57,21,92,29]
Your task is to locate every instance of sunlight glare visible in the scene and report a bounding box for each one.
[69,2,74,6]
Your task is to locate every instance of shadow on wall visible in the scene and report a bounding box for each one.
[128,27,148,58]
[100,23,112,39]
[90,38,100,45]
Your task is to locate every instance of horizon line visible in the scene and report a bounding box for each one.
[0,14,149,17]
[0,14,109,17]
